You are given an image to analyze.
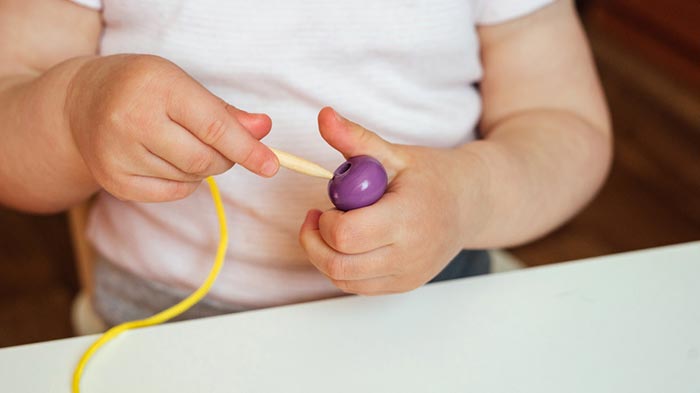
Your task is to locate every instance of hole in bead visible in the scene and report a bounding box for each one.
[335,162,352,176]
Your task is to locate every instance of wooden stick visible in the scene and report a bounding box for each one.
[269,147,334,180]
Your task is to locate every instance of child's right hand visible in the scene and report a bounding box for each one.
[65,54,279,202]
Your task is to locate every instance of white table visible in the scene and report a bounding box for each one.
[1,242,699,393]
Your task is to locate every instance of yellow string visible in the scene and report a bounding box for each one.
[71,176,229,393]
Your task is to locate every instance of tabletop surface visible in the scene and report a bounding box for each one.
[1,242,699,393]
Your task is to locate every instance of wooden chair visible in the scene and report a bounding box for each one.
[67,199,107,334]
[68,201,95,294]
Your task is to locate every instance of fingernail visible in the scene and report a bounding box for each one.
[261,159,278,177]
[333,108,345,122]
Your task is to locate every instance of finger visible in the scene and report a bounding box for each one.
[317,106,406,174]
[167,82,278,177]
[108,174,201,203]
[318,192,403,254]
[225,106,272,140]
[331,276,408,296]
[143,121,234,176]
[138,146,205,182]
[299,210,397,281]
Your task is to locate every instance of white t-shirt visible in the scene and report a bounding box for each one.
[71,0,552,308]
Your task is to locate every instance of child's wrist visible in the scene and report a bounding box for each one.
[56,56,104,191]
[62,56,101,137]
[450,140,502,248]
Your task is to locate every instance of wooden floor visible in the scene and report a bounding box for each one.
[1,17,698,348]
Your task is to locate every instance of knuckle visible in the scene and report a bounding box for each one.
[358,129,376,145]
[100,100,127,130]
[186,150,214,174]
[109,188,130,202]
[202,118,227,146]
[143,179,195,202]
[99,95,141,134]
[238,143,258,167]
[118,55,181,103]
[329,217,353,252]
[355,127,382,151]
[209,157,234,175]
[105,105,122,126]
[167,181,198,200]
[107,175,134,202]
[326,254,348,281]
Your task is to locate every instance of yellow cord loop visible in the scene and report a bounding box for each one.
[72,176,228,393]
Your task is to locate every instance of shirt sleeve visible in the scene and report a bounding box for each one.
[475,0,553,25]
[67,0,102,10]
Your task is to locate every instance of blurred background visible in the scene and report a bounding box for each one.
[1,0,698,347]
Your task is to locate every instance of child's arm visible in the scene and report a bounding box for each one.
[0,0,102,212]
[469,0,611,246]
[0,0,278,213]
[300,0,611,294]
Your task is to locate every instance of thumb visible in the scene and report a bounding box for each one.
[317,107,402,171]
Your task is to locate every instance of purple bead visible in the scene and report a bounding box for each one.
[328,155,388,211]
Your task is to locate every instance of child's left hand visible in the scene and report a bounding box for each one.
[299,107,489,295]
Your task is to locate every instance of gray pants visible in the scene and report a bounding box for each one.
[93,250,490,327]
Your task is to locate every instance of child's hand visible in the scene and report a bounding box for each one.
[299,107,489,295]
[65,54,279,202]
